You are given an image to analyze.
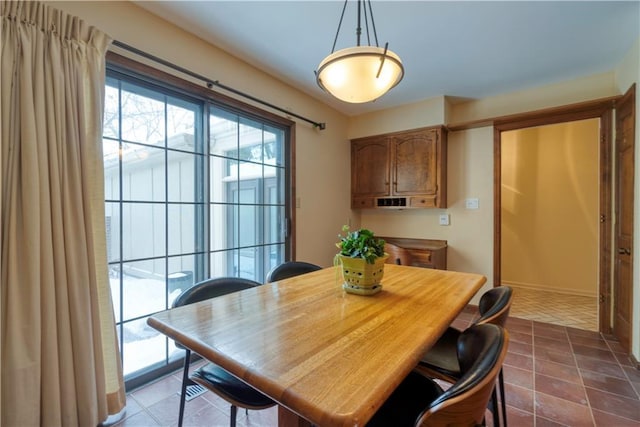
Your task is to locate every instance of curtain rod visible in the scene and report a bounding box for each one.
[111,40,326,130]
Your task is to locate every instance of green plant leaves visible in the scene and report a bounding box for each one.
[336,226,385,264]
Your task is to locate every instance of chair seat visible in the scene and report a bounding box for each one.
[419,326,462,378]
[367,371,443,426]
[416,287,513,427]
[191,363,275,408]
[373,324,508,427]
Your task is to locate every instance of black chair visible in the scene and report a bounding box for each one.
[415,286,513,426]
[172,277,276,427]
[265,261,322,283]
[367,324,509,427]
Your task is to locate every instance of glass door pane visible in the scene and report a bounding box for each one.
[104,74,203,378]
[104,69,290,386]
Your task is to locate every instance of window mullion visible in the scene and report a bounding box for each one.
[105,65,290,388]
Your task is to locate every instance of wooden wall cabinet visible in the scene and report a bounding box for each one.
[351,126,447,209]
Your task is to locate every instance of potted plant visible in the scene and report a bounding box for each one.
[335,225,388,295]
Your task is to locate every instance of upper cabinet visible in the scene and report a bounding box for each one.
[351,126,447,209]
[351,136,391,199]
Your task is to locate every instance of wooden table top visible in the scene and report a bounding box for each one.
[147,264,485,426]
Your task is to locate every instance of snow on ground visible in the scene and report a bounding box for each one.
[109,275,183,375]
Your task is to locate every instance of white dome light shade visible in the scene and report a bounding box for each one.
[316,46,404,103]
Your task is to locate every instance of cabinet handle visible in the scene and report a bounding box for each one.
[618,247,631,255]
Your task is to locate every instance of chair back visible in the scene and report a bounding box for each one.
[173,277,261,308]
[476,286,513,327]
[265,261,322,283]
[384,243,413,266]
[417,324,509,426]
[171,277,261,350]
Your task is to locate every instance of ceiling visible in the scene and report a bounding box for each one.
[134,1,639,117]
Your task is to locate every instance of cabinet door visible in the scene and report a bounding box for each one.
[351,138,390,197]
[392,129,438,196]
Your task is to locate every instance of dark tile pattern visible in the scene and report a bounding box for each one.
[117,314,639,426]
[117,360,278,427]
[501,318,640,426]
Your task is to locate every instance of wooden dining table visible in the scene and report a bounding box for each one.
[147,264,486,426]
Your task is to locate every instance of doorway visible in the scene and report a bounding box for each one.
[500,119,600,330]
[493,98,615,333]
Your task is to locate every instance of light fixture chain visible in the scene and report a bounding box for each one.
[330,0,349,54]
[366,0,380,47]
[356,0,362,46]
[362,0,371,46]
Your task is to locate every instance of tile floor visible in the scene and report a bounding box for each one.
[508,286,598,332]
[118,308,639,427]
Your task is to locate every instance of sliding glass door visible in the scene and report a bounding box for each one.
[209,107,286,281]
[104,68,289,384]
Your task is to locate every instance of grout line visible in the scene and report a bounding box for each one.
[584,382,640,401]
[566,325,598,427]
[615,347,640,401]
[509,286,598,332]
[531,322,538,426]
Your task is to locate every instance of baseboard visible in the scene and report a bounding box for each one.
[502,280,597,298]
[631,353,640,370]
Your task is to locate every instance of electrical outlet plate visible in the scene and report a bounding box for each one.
[439,214,450,225]
[465,198,479,209]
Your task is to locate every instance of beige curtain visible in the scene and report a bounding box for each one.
[1,1,125,425]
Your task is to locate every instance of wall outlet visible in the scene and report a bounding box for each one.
[465,198,479,209]
[439,214,450,226]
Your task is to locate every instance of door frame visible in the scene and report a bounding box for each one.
[493,97,617,333]
[613,84,636,350]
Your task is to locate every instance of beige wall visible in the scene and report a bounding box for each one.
[355,38,639,359]
[49,1,353,268]
[358,127,495,297]
[348,96,447,138]
[501,120,599,297]
[449,72,618,124]
[48,1,640,359]
[352,75,623,306]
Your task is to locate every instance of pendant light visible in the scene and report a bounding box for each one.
[315,0,404,103]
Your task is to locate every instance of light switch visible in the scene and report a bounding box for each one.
[439,214,450,226]
[465,198,479,209]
